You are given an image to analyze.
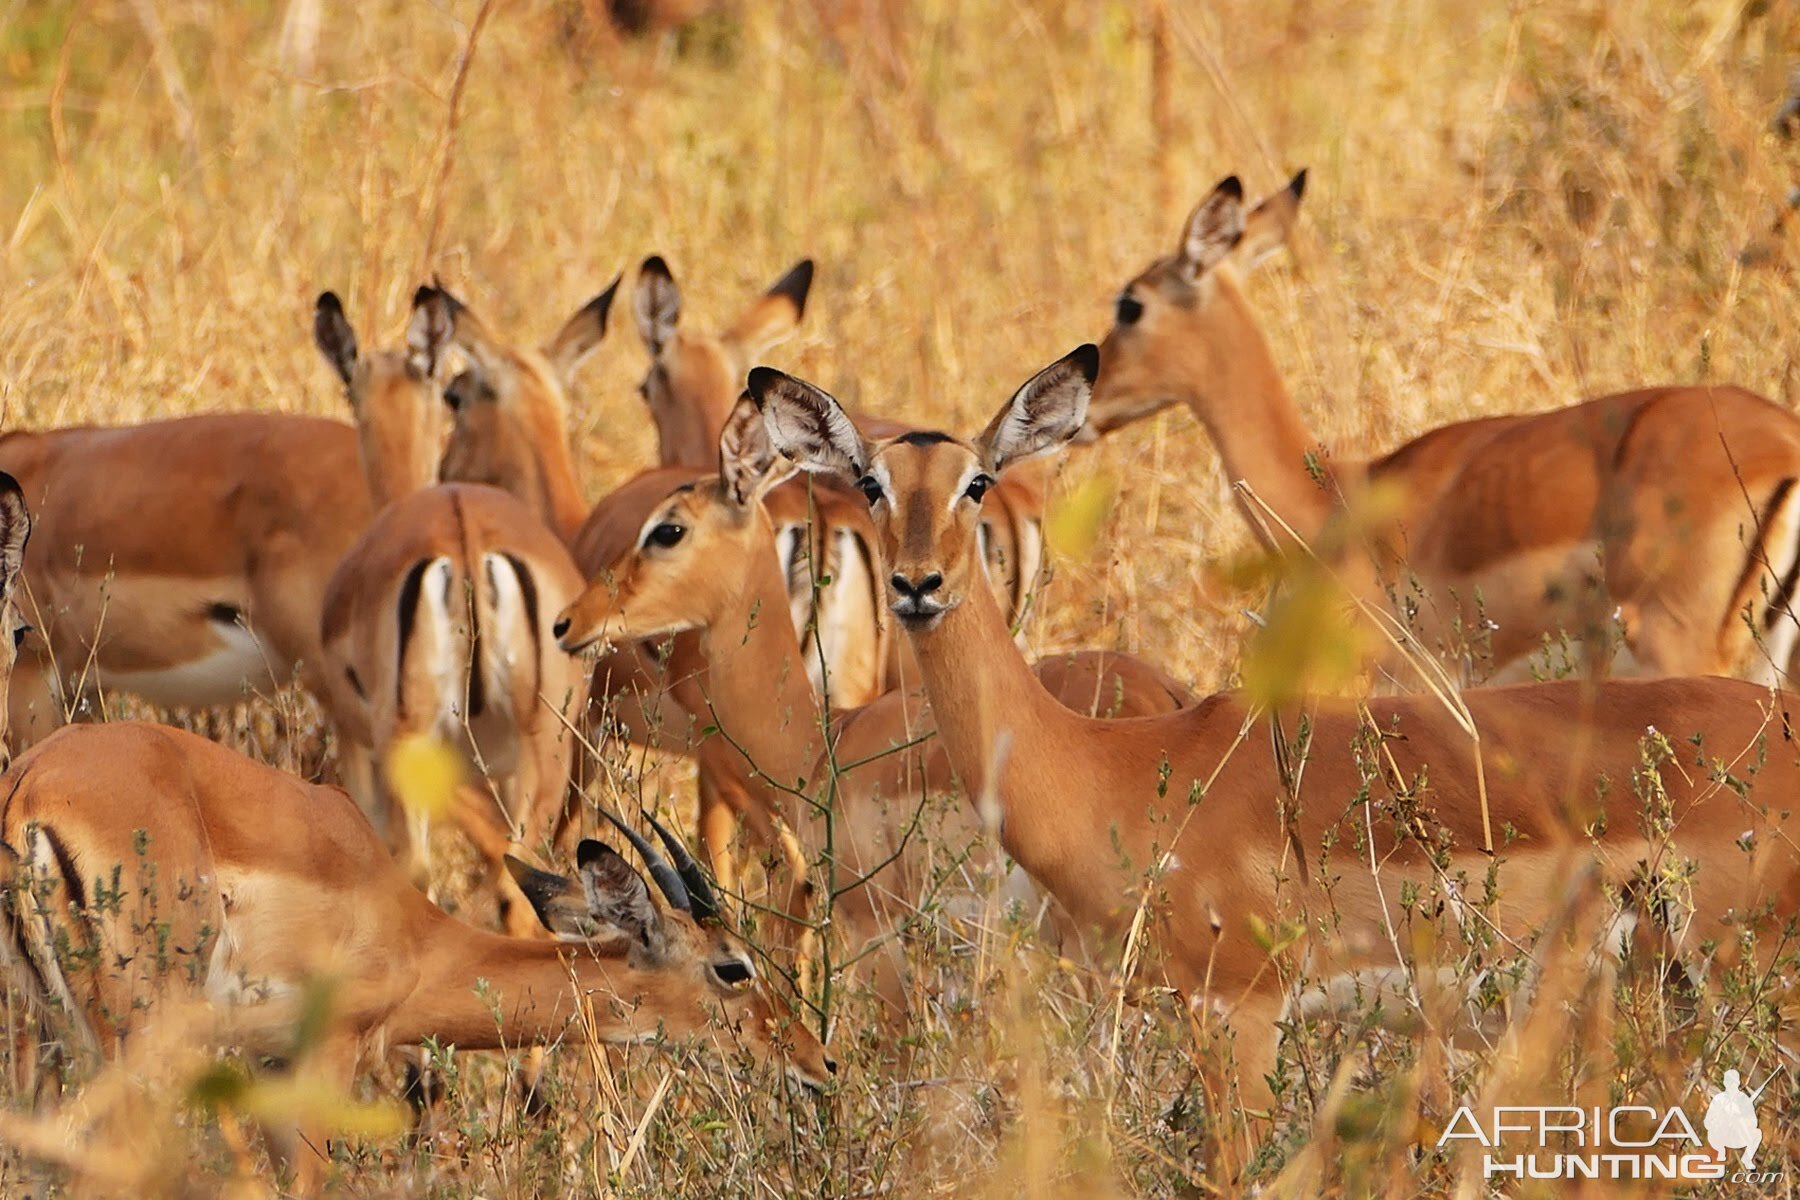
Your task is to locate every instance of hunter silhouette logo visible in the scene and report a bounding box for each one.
[1439,1063,1786,1183]
[1705,1069,1771,1170]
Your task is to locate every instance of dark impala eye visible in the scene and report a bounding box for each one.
[11,624,27,649]
[1115,292,1145,326]
[646,523,687,548]
[963,474,994,503]
[856,475,884,506]
[713,959,753,986]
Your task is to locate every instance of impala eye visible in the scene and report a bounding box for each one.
[711,959,754,987]
[646,523,687,549]
[11,623,27,649]
[856,475,884,506]
[1115,292,1145,326]
[963,474,994,503]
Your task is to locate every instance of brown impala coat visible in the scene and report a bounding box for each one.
[753,343,1800,1107]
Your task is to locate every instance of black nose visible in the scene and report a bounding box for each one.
[889,572,942,598]
[552,617,571,639]
[825,1056,839,1076]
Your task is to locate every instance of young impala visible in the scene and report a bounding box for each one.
[752,345,1800,1109]
[0,722,832,1193]
[551,398,1193,1020]
[315,289,596,920]
[1087,172,1800,682]
[0,292,455,747]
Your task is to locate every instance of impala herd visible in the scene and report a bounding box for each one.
[0,173,1796,1189]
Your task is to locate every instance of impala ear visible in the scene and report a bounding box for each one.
[978,345,1098,474]
[504,855,607,940]
[748,367,867,482]
[718,394,787,508]
[407,285,459,380]
[1233,169,1306,274]
[313,292,359,387]
[1177,175,1246,281]
[576,839,667,957]
[724,258,814,353]
[0,473,29,598]
[634,256,681,359]
[543,274,622,383]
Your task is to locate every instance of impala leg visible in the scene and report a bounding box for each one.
[268,1035,361,1199]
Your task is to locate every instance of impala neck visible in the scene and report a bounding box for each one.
[526,406,590,543]
[391,919,687,1050]
[900,570,1096,881]
[697,528,823,800]
[1188,273,1341,548]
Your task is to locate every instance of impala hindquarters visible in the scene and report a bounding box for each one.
[320,482,586,931]
[753,344,1800,1114]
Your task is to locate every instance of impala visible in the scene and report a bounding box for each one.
[628,254,1050,700]
[1087,172,1800,682]
[0,721,832,1192]
[315,288,599,920]
[751,345,1800,1108]
[0,292,460,747]
[552,398,1193,1020]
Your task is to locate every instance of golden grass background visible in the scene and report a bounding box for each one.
[1,0,1798,1195]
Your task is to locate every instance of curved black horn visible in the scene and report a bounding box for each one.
[644,811,720,925]
[595,805,691,913]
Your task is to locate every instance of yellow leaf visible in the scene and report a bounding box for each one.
[236,1076,410,1139]
[1240,566,1372,708]
[1044,473,1117,563]
[383,732,464,820]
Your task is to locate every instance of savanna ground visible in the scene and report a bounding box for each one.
[2,0,1799,1195]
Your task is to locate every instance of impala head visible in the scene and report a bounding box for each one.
[634,255,814,469]
[1087,170,1305,438]
[506,813,834,1089]
[751,346,1097,632]
[313,290,452,506]
[435,278,620,520]
[0,474,31,761]
[553,397,789,652]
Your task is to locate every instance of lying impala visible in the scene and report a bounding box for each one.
[0,722,832,1193]
[0,292,457,746]
[1088,172,1800,682]
[315,289,595,918]
[628,254,1049,700]
[552,398,1193,1021]
[752,345,1800,1107]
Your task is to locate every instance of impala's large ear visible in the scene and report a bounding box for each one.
[718,394,787,508]
[0,473,30,597]
[634,256,681,358]
[747,367,867,482]
[576,839,667,957]
[977,345,1099,474]
[505,855,608,940]
[1233,169,1306,274]
[725,258,814,353]
[313,292,358,387]
[543,275,622,383]
[407,285,459,379]
[1176,175,1246,281]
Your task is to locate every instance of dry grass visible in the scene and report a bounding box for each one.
[1,0,1798,1195]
